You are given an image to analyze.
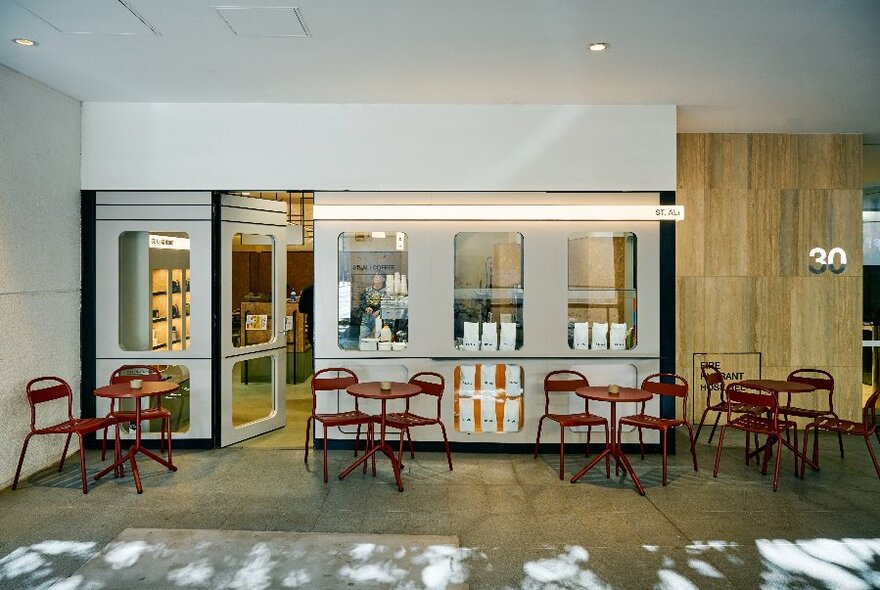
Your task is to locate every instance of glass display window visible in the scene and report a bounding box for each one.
[568,232,637,350]
[337,232,409,351]
[453,232,523,351]
[118,231,191,352]
[453,364,524,433]
[231,233,276,349]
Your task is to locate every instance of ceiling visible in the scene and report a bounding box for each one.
[1,0,879,141]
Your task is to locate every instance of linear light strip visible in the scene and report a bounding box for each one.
[313,204,684,221]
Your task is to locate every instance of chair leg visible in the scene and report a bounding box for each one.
[59,432,73,472]
[101,426,109,461]
[77,434,89,494]
[165,416,173,466]
[398,427,406,468]
[638,427,645,460]
[838,431,845,459]
[604,427,610,478]
[694,407,711,442]
[586,426,592,457]
[800,425,811,479]
[355,424,361,457]
[406,428,415,459]
[772,437,784,492]
[683,423,699,472]
[322,426,329,483]
[533,416,546,458]
[712,425,729,478]
[12,433,34,490]
[707,412,723,444]
[304,416,313,464]
[791,426,799,477]
[115,423,124,478]
[661,428,668,486]
[559,428,565,480]
[438,421,453,470]
[865,434,880,479]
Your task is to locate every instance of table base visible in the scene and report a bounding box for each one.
[339,442,404,492]
[95,439,176,494]
[571,446,646,495]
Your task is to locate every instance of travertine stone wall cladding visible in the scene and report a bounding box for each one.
[676,133,863,425]
[0,64,82,488]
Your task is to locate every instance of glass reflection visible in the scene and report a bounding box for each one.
[119,231,190,351]
[232,233,275,348]
[232,356,275,426]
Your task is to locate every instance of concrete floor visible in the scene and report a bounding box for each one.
[1,430,879,589]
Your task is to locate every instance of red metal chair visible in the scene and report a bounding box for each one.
[784,368,844,461]
[304,368,374,483]
[13,376,117,494]
[696,365,763,444]
[102,366,172,472]
[713,382,799,491]
[534,370,609,480]
[384,372,453,470]
[801,389,880,479]
[618,373,698,486]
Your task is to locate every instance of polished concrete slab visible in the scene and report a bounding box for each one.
[0,430,878,589]
[63,528,464,589]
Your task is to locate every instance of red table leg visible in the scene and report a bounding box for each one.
[339,399,405,491]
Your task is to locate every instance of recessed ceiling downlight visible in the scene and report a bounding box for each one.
[588,42,609,52]
[12,37,38,46]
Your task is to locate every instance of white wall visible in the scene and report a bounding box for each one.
[81,104,676,191]
[0,64,82,488]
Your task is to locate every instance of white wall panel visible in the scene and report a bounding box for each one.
[0,64,81,488]
[82,104,676,191]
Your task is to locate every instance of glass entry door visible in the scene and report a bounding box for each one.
[220,195,288,445]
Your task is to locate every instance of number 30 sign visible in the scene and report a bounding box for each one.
[809,247,847,274]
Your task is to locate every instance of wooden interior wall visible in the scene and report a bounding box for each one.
[676,133,864,423]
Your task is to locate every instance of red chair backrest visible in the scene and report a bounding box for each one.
[312,368,359,393]
[110,365,162,384]
[311,368,359,414]
[409,371,445,418]
[701,365,725,402]
[26,376,74,428]
[410,371,444,397]
[726,383,779,425]
[641,373,688,398]
[641,372,689,419]
[787,368,834,393]
[543,370,588,413]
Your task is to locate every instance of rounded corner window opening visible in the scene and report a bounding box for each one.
[118,231,191,352]
[337,231,410,352]
[453,232,524,351]
[567,231,637,351]
[231,233,277,349]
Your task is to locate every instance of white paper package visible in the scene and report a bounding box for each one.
[459,398,475,432]
[480,396,498,431]
[503,398,520,432]
[591,322,609,350]
[505,364,522,396]
[458,365,476,397]
[481,322,498,351]
[463,322,480,350]
[499,322,517,351]
[573,322,590,349]
[480,364,497,393]
[610,322,628,350]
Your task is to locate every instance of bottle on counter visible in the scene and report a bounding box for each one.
[380,323,393,342]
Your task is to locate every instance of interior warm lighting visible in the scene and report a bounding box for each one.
[588,42,609,51]
[12,38,37,46]
[314,204,684,221]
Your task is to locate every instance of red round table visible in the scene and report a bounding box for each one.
[571,386,653,495]
[340,381,421,491]
[94,381,179,493]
